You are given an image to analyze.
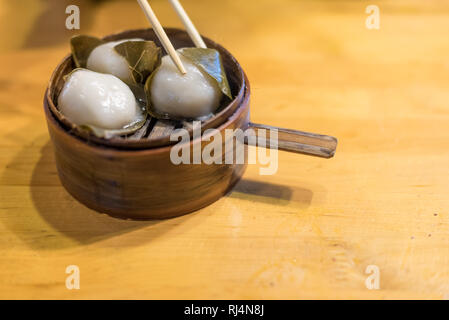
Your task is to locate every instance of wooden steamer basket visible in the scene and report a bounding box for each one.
[44,28,337,220]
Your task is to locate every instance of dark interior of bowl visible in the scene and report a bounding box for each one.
[47,28,246,149]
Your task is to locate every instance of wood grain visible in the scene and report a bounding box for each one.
[1,0,449,299]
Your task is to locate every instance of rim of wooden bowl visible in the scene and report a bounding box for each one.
[46,28,246,150]
[44,72,250,156]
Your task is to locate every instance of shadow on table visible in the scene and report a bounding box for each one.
[229,179,314,209]
[1,138,197,251]
[2,134,315,251]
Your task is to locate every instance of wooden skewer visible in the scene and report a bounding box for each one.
[168,0,207,48]
[166,1,338,158]
[137,0,186,74]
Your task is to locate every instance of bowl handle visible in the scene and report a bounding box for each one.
[245,122,338,158]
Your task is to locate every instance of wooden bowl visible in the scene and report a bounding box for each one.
[44,28,250,219]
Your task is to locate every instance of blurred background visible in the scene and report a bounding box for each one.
[1,0,449,132]
[1,0,449,157]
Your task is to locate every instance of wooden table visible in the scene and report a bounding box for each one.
[1,0,449,299]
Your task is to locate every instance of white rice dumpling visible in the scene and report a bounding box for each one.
[58,69,139,130]
[149,54,222,119]
[86,38,143,84]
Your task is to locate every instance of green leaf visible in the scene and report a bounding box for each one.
[113,40,162,85]
[178,47,232,100]
[70,35,104,68]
